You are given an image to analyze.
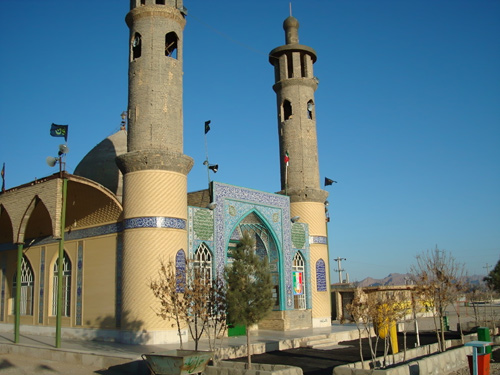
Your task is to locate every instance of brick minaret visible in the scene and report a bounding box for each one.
[116,0,193,344]
[269,16,331,327]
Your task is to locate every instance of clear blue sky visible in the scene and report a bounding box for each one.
[1,1,499,282]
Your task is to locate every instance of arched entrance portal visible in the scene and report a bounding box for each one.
[227,211,282,335]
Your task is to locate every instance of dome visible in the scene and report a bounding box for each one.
[73,129,127,201]
[283,16,299,30]
[283,16,299,44]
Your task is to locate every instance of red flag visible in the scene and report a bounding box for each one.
[284,151,289,166]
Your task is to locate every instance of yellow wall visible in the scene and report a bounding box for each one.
[1,234,118,330]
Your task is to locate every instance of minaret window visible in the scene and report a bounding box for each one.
[141,0,146,5]
[165,32,178,59]
[287,53,294,78]
[283,100,292,120]
[156,0,165,4]
[301,53,307,78]
[132,33,142,60]
[307,100,314,120]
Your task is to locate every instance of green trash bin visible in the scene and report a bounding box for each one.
[442,316,449,331]
[477,327,492,355]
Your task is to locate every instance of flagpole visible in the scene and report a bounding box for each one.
[55,175,67,348]
[204,121,211,188]
[285,164,288,196]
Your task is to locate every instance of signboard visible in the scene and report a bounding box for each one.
[316,259,327,292]
[175,249,186,293]
[293,271,303,295]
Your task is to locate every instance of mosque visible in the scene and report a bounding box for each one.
[0,0,332,345]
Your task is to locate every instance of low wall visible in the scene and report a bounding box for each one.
[0,341,146,374]
[334,336,476,375]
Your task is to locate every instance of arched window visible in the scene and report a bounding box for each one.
[193,243,212,285]
[132,32,142,60]
[165,32,178,58]
[12,256,34,316]
[293,252,306,310]
[52,252,72,317]
[307,100,314,120]
[283,100,292,121]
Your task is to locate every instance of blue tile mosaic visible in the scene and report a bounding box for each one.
[76,241,83,326]
[212,182,296,310]
[124,217,186,230]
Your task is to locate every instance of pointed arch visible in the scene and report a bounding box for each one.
[226,209,282,310]
[12,255,34,316]
[292,251,306,310]
[52,251,72,317]
[193,242,212,284]
[16,196,43,244]
[0,204,13,244]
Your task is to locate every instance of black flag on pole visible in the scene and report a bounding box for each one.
[1,163,5,192]
[204,120,211,134]
[325,177,337,186]
[50,123,68,142]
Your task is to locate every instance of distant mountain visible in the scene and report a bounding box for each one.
[356,273,486,287]
[357,273,411,287]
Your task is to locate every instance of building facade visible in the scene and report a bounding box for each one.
[0,1,331,345]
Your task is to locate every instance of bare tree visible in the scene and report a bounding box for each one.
[346,288,408,368]
[410,247,466,352]
[149,258,189,349]
[150,257,227,351]
[345,287,370,368]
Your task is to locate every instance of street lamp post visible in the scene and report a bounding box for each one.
[14,243,23,343]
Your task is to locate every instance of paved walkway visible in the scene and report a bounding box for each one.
[0,323,360,374]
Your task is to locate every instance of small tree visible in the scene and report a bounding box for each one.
[410,247,466,351]
[345,287,370,368]
[149,259,189,349]
[484,259,500,293]
[150,257,226,351]
[224,231,273,369]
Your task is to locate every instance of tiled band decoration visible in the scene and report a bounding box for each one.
[38,247,45,323]
[311,236,327,244]
[124,217,186,230]
[76,241,83,326]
